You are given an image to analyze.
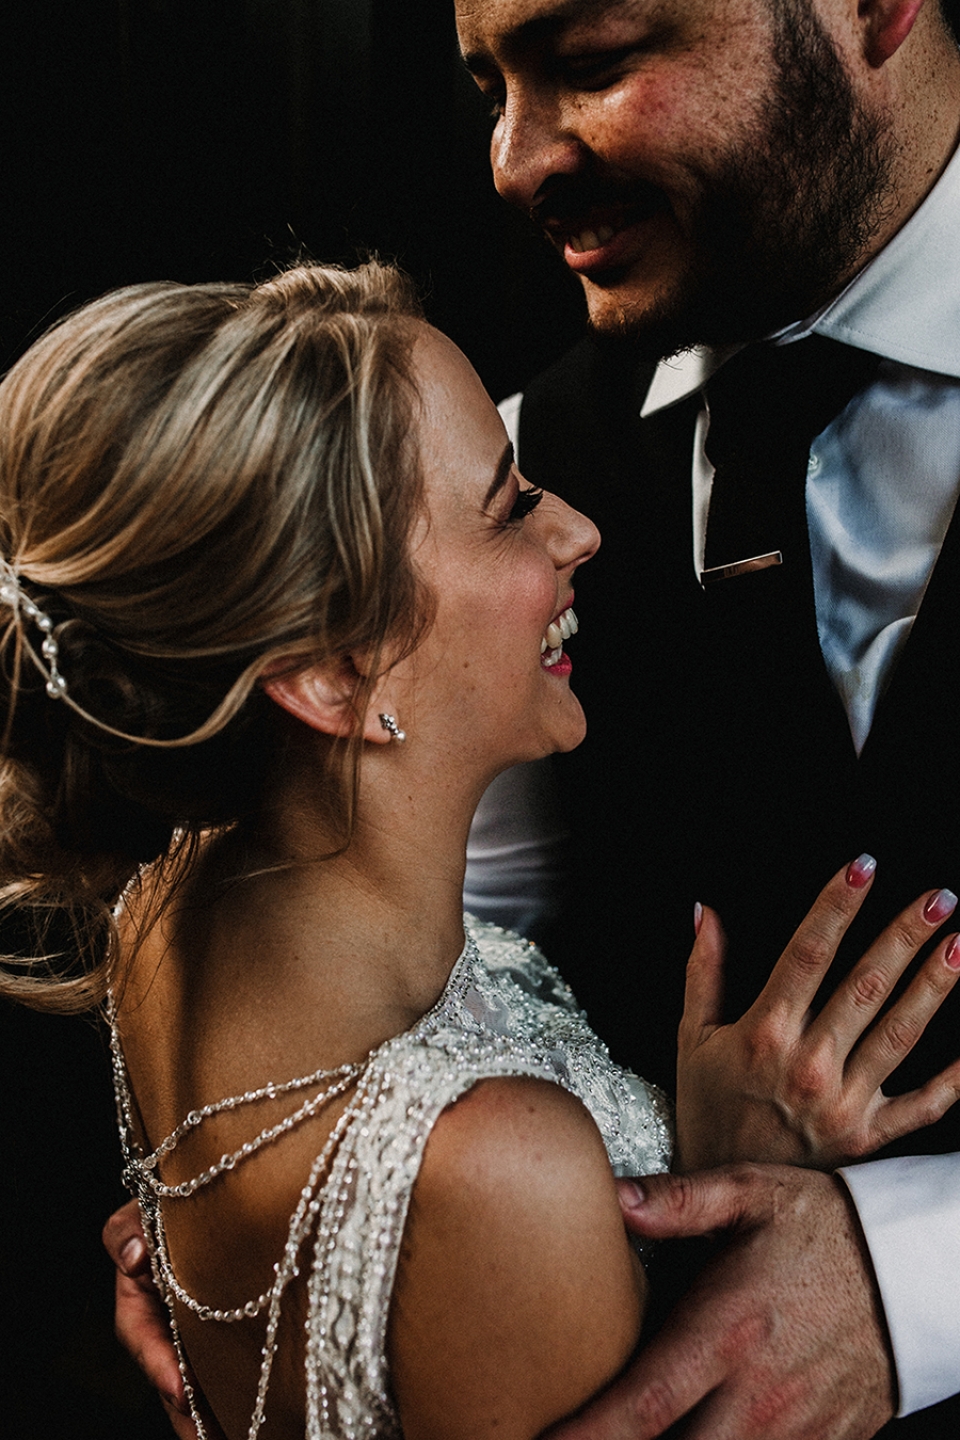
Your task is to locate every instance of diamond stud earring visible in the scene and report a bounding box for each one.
[378,713,406,743]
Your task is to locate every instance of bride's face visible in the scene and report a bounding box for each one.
[389,325,599,777]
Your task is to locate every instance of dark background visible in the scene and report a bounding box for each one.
[2,0,586,397]
[3,1,960,1436]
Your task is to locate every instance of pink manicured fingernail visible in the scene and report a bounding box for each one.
[945,935,960,970]
[617,1180,646,1210]
[846,854,877,888]
[694,902,703,935]
[118,1235,147,1274]
[924,889,958,924]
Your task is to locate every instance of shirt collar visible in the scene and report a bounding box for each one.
[642,138,960,417]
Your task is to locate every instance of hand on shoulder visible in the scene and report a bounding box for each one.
[388,1075,647,1440]
[548,1164,893,1440]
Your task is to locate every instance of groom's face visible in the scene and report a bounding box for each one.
[456,0,893,357]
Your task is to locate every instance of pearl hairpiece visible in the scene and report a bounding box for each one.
[0,555,284,751]
[0,557,67,699]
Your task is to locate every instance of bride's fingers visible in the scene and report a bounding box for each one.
[754,855,877,1020]
[858,1052,960,1156]
[843,928,960,1092]
[809,889,958,1060]
[679,906,727,1042]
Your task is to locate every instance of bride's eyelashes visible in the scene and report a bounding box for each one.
[507,485,544,523]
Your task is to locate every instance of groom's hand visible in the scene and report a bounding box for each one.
[545,1165,894,1440]
[102,1200,204,1440]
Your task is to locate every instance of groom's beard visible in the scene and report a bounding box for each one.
[550,0,895,360]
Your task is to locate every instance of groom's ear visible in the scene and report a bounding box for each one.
[263,656,401,746]
[856,0,926,66]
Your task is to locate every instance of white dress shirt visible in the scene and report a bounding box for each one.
[472,143,960,1415]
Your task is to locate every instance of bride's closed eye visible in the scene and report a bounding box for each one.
[507,485,544,522]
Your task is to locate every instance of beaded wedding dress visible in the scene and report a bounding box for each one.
[112,918,674,1440]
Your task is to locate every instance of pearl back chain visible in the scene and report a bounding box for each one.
[109,1005,378,1440]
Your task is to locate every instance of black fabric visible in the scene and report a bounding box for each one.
[519,333,960,1438]
[0,1000,173,1436]
[703,336,882,570]
[699,339,885,874]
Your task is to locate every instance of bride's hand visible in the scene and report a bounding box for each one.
[676,857,960,1171]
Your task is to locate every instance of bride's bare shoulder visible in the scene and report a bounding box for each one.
[389,1074,647,1440]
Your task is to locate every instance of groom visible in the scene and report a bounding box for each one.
[455,0,960,1437]
[108,0,960,1435]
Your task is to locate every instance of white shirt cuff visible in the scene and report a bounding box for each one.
[838,1154,960,1415]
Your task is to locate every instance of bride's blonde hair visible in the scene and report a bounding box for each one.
[0,261,428,1012]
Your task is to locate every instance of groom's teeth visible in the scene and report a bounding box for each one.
[558,612,572,641]
[545,621,563,649]
[568,225,615,253]
[540,637,548,654]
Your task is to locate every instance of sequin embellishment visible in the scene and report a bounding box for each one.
[111,919,673,1439]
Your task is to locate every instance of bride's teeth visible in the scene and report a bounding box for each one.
[541,609,580,663]
[596,224,615,244]
[580,228,600,252]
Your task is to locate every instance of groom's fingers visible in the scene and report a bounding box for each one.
[614,1165,775,1242]
[542,1306,728,1439]
[103,1201,202,1440]
[544,1171,751,1438]
[548,1166,892,1440]
[753,856,876,1022]
[114,1269,202,1440]
[672,1374,857,1440]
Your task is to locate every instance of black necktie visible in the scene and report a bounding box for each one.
[702,334,881,582]
[697,334,883,775]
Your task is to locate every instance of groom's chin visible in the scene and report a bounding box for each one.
[579,270,716,365]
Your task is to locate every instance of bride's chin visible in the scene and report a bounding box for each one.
[554,723,588,755]
[542,706,589,758]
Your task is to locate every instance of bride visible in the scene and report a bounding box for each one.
[2,261,958,1440]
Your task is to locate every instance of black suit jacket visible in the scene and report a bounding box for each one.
[518,333,960,1439]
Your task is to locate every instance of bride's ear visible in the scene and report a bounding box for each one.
[262,660,359,738]
[262,658,400,745]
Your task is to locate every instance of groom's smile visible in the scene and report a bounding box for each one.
[457,0,895,357]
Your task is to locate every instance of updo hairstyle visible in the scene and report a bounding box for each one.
[0,262,428,1012]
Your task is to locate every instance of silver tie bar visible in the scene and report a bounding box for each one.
[700,550,783,585]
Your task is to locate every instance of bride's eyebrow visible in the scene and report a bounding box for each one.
[483,442,516,509]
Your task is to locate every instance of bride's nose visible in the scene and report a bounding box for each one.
[548,494,601,573]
